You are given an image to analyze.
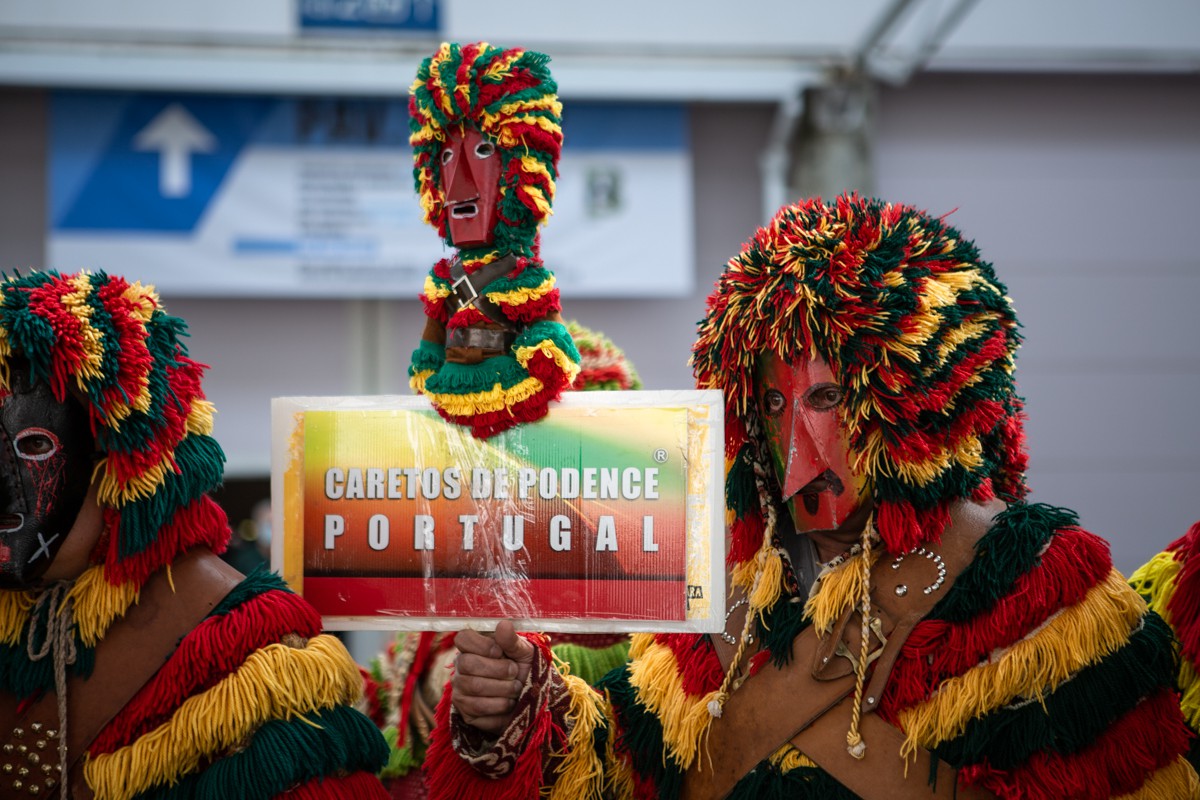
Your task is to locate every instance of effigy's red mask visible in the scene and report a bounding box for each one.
[755,353,868,533]
[0,370,94,588]
[440,126,503,249]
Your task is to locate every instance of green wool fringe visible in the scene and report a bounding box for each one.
[0,636,95,700]
[552,639,630,686]
[514,319,579,364]
[725,751,862,800]
[932,611,1177,770]
[928,503,1075,624]
[118,434,226,559]
[724,447,759,522]
[130,704,388,800]
[409,338,445,378]
[209,567,291,618]
[596,665,683,799]
[423,354,531,396]
[379,724,423,779]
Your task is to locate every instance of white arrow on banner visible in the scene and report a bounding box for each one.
[133,103,217,198]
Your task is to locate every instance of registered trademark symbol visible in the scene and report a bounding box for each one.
[653,449,668,463]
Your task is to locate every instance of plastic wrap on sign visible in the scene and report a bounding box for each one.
[271,391,725,633]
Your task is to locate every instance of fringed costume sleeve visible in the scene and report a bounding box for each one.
[1130,520,1200,771]
[81,569,389,800]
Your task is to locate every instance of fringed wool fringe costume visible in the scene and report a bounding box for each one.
[407,42,580,439]
[0,271,388,799]
[1130,520,1200,771]
[423,197,1197,799]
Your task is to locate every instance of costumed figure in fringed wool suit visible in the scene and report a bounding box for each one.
[363,320,640,798]
[0,271,389,799]
[1130,522,1200,771]
[427,196,1198,799]
[407,41,580,439]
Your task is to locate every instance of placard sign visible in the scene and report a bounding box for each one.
[272,391,724,632]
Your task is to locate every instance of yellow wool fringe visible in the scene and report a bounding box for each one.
[487,275,556,307]
[602,715,637,800]
[83,634,361,800]
[97,449,179,506]
[410,369,434,395]
[548,673,608,800]
[804,549,882,636]
[424,274,451,304]
[186,399,215,437]
[1124,553,1200,726]
[70,566,140,647]
[514,340,581,385]
[63,274,107,383]
[898,570,1145,756]
[1114,756,1200,799]
[422,374,546,417]
[1127,551,1180,616]
[626,638,722,769]
[768,744,818,771]
[859,428,985,487]
[0,590,35,645]
[0,566,137,647]
[522,186,553,220]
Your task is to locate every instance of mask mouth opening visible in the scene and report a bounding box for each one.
[797,470,845,516]
[450,201,479,219]
[0,513,23,533]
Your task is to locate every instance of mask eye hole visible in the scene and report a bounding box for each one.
[805,383,844,411]
[762,389,787,417]
[441,149,454,165]
[474,141,495,159]
[14,428,60,461]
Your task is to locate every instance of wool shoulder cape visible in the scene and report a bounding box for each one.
[424,502,1196,799]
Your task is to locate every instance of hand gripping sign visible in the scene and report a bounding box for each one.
[271,391,724,633]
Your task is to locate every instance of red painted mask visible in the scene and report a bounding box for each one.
[440,127,503,249]
[0,371,94,588]
[755,353,867,533]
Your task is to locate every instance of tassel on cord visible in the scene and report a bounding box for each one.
[845,516,876,760]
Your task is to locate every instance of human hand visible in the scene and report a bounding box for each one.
[451,620,536,734]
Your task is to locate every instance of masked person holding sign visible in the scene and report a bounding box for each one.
[429,196,1196,799]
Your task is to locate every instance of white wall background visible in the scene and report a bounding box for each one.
[1,0,1199,579]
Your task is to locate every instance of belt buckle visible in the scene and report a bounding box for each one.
[451,273,479,310]
[833,616,888,666]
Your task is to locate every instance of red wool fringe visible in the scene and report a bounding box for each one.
[96,277,155,420]
[727,511,766,567]
[103,359,208,484]
[1166,521,1200,668]
[103,496,230,587]
[424,644,564,800]
[276,770,390,799]
[90,588,323,754]
[360,667,384,729]
[395,633,436,748]
[879,526,1111,716]
[502,290,560,325]
[651,633,724,697]
[876,499,951,554]
[29,275,89,401]
[959,689,1189,800]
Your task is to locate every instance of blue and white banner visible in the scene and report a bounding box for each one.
[48,92,693,298]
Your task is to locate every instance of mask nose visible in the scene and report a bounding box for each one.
[444,144,479,204]
[780,406,831,499]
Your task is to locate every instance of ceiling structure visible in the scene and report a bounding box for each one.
[1,0,1197,101]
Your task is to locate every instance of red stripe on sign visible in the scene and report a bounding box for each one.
[304,576,686,621]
